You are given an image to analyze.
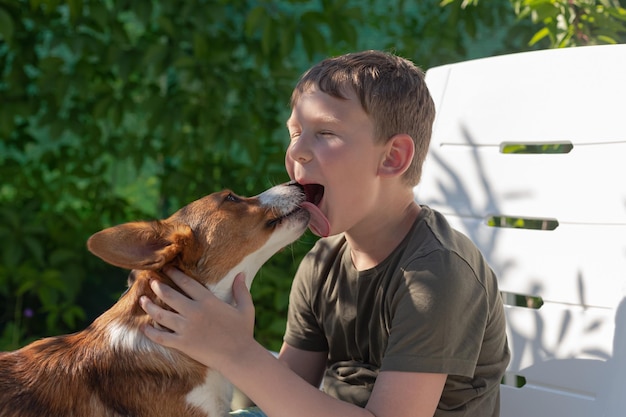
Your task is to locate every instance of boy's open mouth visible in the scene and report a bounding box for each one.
[297,183,330,237]
[303,183,324,206]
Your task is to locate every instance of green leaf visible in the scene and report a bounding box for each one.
[173,56,197,69]
[49,249,78,266]
[93,96,114,119]
[62,305,85,328]
[17,279,37,296]
[132,1,152,23]
[280,20,296,56]
[157,16,176,37]
[0,7,14,43]
[142,42,167,68]
[67,0,83,24]
[528,26,551,45]
[245,5,266,37]
[23,236,45,267]
[2,243,23,268]
[193,32,210,59]
[261,18,277,56]
[596,34,617,44]
[0,106,16,138]
[300,23,326,60]
[38,286,59,309]
[607,7,626,22]
[39,56,65,73]
[89,1,108,30]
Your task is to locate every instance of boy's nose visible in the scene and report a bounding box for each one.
[287,135,313,164]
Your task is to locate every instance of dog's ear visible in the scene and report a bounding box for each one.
[87,221,193,270]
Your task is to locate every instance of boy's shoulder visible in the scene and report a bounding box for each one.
[303,233,347,267]
[411,205,473,253]
[406,206,497,286]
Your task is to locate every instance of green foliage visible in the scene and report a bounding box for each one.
[0,0,364,350]
[446,0,626,47]
[500,142,573,154]
[515,0,626,47]
[487,215,560,231]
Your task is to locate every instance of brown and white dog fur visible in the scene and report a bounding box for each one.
[0,182,310,417]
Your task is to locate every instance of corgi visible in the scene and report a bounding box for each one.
[0,182,311,417]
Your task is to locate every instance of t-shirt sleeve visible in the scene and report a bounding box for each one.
[283,252,329,352]
[381,249,489,378]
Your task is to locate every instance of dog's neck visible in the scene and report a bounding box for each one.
[203,234,290,304]
[204,263,262,305]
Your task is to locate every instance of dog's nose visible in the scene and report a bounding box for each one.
[287,180,304,192]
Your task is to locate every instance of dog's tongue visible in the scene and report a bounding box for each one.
[300,202,330,237]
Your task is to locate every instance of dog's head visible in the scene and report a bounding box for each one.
[87,182,310,301]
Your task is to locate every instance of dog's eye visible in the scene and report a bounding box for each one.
[225,193,240,203]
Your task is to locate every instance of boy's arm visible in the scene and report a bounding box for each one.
[234,343,325,408]
[278,343,326,388]
[368,371,447,416]
[226,340,446,417]
[277,343,447,416]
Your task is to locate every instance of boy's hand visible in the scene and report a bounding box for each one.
[139,267,255,369]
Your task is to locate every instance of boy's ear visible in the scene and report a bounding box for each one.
[378,133,415,177]
[87,221,194,270]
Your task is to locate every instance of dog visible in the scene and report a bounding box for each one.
[0,182,312,417]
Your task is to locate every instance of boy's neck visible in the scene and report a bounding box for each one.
[346,198,421,271]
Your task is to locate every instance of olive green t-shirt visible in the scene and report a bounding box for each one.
[284,206,510,416]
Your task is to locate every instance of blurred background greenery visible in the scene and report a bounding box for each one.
[1,0,624,352]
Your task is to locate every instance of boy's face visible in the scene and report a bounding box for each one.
[285,86,388,237]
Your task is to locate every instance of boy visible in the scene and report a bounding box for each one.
[140,50,510,417]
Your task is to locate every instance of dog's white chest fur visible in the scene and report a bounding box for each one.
[186,370,233,416]
[107,322,233,416]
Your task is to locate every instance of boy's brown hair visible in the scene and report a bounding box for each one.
[290,50,436,186]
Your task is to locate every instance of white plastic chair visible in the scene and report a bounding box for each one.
[416,44,626,416]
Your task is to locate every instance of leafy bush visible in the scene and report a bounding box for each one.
[0,0,364,350]
[444,0,626,48]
